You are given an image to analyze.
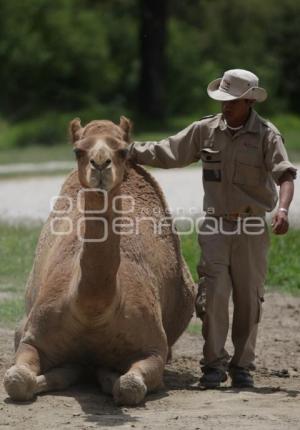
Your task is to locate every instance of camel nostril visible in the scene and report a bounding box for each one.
[90,159,111,171]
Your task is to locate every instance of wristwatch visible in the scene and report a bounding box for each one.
[278,208,288,214]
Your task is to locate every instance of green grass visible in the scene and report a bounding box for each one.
[186,321,201,335]
[266,229,300,293]
[0,144,73,165]
[0,132,171,166]
[0,223,41,327]
[270,114,300,151]
[1,112,300,166]
[0,222,299,326]
[0,170,77,180]
[180,230,300,293]
[0,298,25,326]
[179,232,200,282]
[0,223,41,294]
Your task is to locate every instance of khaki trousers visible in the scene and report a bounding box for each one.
[196,217,269,371]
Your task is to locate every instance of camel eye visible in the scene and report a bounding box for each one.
[117,148,128,160]
[73,147,85,159]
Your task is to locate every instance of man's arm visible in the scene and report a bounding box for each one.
[272,171,294,235]
[129,121,201,168]
[263,129,297,235]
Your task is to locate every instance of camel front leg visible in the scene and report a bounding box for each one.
[4,342,81,401]
[35,365,82,395]
[4,342,41,401]
[112,354,165,406]
[14,317,27,351]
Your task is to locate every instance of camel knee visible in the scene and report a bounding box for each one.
[113,372,147,406]
[4,365,37,401]
[130,354,165,392]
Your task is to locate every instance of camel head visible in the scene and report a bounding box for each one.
[69,116,132,192]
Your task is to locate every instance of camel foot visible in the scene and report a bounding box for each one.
[4,365,37,401]
[113,372,147,406]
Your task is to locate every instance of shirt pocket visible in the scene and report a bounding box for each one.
[200,148,222,163]
[201,148,222,182]
[233,161,261,186]
[236,139,262,166]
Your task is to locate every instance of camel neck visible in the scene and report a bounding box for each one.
[76,187,121,311]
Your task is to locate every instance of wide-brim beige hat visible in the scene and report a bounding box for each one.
[207,69,267,102]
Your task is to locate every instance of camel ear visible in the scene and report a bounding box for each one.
[69,118,83,144]
[119,116,132,143]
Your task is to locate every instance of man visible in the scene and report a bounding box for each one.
[129,69,297,388]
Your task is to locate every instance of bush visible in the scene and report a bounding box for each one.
[0,104,134,149]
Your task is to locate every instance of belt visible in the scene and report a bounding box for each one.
[217,214,266,222]
[223,213,247,221]
[216,213,252,221]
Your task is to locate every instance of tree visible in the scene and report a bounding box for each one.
[138,0,168,120]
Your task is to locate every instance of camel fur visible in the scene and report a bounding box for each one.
[4,116,195,405]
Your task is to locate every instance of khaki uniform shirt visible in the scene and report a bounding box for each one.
[130,109,297,216]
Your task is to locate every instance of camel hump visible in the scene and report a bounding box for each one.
[121,163,172,217]
[120,163,195,345]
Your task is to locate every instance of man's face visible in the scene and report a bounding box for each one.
[221,99,253,126]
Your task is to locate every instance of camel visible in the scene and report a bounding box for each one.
[4,116,195,405]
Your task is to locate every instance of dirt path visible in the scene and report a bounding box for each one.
[0,292,299,430]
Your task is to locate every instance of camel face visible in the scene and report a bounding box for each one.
[74,137,128,191]
[70,117,131,192]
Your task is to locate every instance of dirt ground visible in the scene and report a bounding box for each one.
[0,291,300,430]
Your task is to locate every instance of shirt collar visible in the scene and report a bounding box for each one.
[243,109,261,134]
[210,109,261,134]
[209,114,226,130]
